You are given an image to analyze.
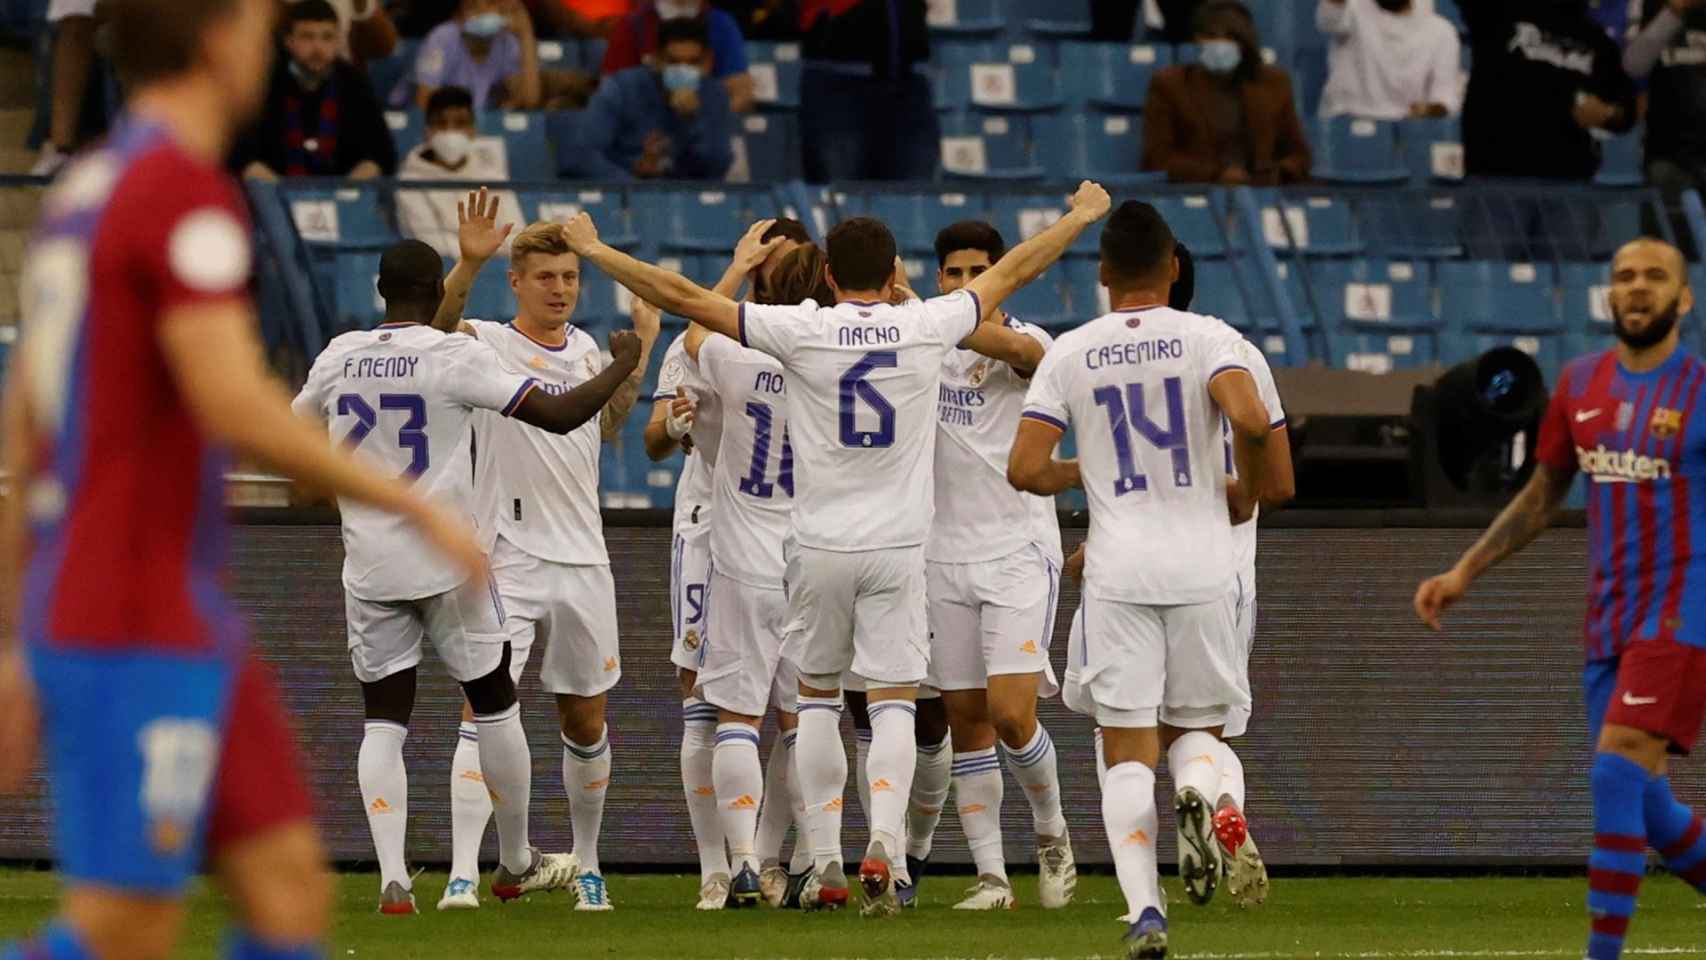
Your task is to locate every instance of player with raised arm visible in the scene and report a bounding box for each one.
[0,3,486,958]
[1009,201,1273,959]
[557,179,1111,917]
[641,218,807,909]
[1415,239,1706,960]
[292,239,642,914]
[909,221,1076,912]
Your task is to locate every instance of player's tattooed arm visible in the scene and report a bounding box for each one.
[965,180,1111,324]
[1007,418,1083,495]
[514,330,645,434]
[601,298,662,441]
[561,213,743,341]
[433,189,514,336]
[1414,463,1572,630]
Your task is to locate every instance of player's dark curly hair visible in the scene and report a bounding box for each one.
[761,244,834,306]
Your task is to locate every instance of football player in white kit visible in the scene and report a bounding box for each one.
[556,178,1111,917]
[916,222,1075,912]
[1008,202,1274,960]
[291,238,642,914]
[428,218,659,912]
[643,219,810,910]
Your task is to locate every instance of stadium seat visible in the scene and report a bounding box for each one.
[520,188,638,248]
[366,38,419,107]
[1560,261,1613,335]
[1307,258,1437,331]
[385,110,424,158]
[1330,330,1438,372]
[1312,116,1408,185]
[1031,111,1166,186]
[463,260,518,322]
[535,37,582,71]
[747,41,802,110]
[331,252,386,331]
[1362,191,1464,260]
[287,186,394,248]
[1438,262,1561,348]
[1151,192,1228,258]
[576,259,626,330]
[1192,258,1250,327]
[1013,0,1091,37]
[1402,116,1466,187]
[1257,192,1363,256]
[938,43,1062,112]
[630,188,747,253]
[1594,130,1644,188]
[988,191,1068,250]
[844,191,989,254]
[1058,255,1105,322]
[926,0,1005,37]
[1002,269,1067,327]
[737,112,803,182]
[477,111,552,181]
[1059,42,1169,111]
[1291,46,1328,119]
[939,111,1044,180]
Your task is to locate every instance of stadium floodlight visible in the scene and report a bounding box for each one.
[1410,346,1550,507]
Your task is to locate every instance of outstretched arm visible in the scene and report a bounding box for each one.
[960,323,1046,376]
[964,180,1110,324]
[562,213,742,340]
[600,299,661,441]
[1208,369,1272,504]
[1007,417,1081,496]
[511,330,644,435]
[434,188,514,335]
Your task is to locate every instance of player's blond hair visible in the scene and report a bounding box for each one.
[510,222,575,270]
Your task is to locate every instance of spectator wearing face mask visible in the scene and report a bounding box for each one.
[413,0,593,109]
[232,0,398,180]
[600,0,755,111]
[397,86,523,259]
[566,16,735,179]
[1142,0,1312,184]
[1317,0,1464,120]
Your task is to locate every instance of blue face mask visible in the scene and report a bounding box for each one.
[661,63,702,93]
[462,12,507,39]
[1200,39,1243,75]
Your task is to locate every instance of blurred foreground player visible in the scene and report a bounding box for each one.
[1416,238,1706,960]
[0,1,488,958]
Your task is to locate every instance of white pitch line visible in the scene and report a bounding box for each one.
[738,949,1705,960]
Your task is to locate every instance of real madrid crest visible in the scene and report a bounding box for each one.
[684,628,700,651]
[967,358,991,388]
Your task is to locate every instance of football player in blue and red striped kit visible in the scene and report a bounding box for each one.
[1416,237,1706,960]
[0,2,487,959]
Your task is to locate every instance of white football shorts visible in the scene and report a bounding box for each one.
[670,526,713,673]
[781,542,928,687]
[344,575,510,685]
[1062,591,1247,729]
[1222,571,1257,739]
[491,535,620,698]
[697,568,800,717]
[925,543,1061,697]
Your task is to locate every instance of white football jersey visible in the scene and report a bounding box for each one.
[740,291,981,552]
[467,319,609,565]
[655,332,724,535]
[1225,337,1286,585]
[292,323,536,602]
[1022,306,1253,605]
[926,316,1062,566]
[698,334,792,589]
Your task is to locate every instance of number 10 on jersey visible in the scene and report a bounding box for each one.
[1092,376,1191,496]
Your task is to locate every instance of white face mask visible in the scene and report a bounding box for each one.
[429,130,472,166]
[656,0,698,18]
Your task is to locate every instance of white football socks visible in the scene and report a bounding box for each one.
[712,722,763,873]
[1093,727,1108,790]
[952,747,1008,881]
[755,727,796,865]
[853,727,872,836]
[681,699,728,883]
[563,727,611,876]
[1103,761,1163,921]
[907,734,952,861]
[795,696,847,870]
[1215,738,1247,812]
[473,704,533,875]
[864,700,918,858]
[359,720,410,892]
[449,722,491,883]
[1004,724,1068,838]
[1168,730,1223,806]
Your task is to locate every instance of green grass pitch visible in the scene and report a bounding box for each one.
[3,869,1704,958]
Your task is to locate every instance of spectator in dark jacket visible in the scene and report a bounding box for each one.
[565,17,734,180]
[601,0,754,111]
[796,0,937,182]
[1142,0,1312,185]
[234,0,398,179]
[1624,0,1706,253]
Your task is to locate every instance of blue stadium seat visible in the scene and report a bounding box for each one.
[477,111,552,181]
[535,37,582,71]
[1058,255,1104,323]
[630,188,747,253]
[1594,131,1645,188]
[738,112,802,182]
[939,111,1044,180]
[1257,192,1363,256]
[1002,270,1067,327]
[367,38,419,107]
[842,190,988,253]
[932,40,996,111]
[1013,0,1091,38]
[332,252,386,330]
[463,260,518,322]
[1192,258,1250,327]
[1291,47,1329,120]
[1151,192,1228,257]
[1439,262,1561,350]
[1232,257,1314,332]
[287,186,394,248]
[1362,191,1464,260]
[576,260,625,330]
[988,191,1071,252]
[927,0,1005,37]
[1560,261,1614,335]
[385,109,424,158]
[520,188,638,249]
[939,43,1062,112]
[1031,111,1165,186]
[1312,116,1408,184]
[1402,116,1465,186]
[547,110,585,177]
[1059,42,1169,111]
[1307,258,1437,331]
[747,41,802,110]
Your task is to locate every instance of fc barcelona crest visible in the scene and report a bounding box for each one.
[1651,407,1683,439]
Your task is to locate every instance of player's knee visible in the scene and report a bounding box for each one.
[462,646,518,717]
[1596,723,1669,772]
[360,668,417,726]
[914,696,949,745]
[990,704,1036,748]
[220,824,332,945]
[62,893,184,960]
[560,713,605,746]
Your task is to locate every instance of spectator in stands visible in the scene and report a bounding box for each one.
[1317,0,1463,120]
[398,87,522,258]
[1453,0,1635,180]
[601,0,754,111]
[533,0,635,37]
[33,0,101,177]
[565,17,734,179]
[280,0,400,65]
[797,0,937,182]
[1625,0,1706,255]
[713,0,802,40]
[414,0,592,109]
[1141,0,1312,185]
[1094,0,1207,43]
[233,0,398,180]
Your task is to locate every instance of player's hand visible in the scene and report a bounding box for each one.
[732,219,783,274]
[1413,568,1469,632]
[458,188,514,264]
[561,212,599,254]
[1068,180,1112,223]
[890,256,920,304]
[630,297,662,343]
[1573,93,1618,131]
[666,386,697,440]
[609,329,643,370]
[1227,476,1256,525]
[0,647,38,794]
[1064,543,1086,582]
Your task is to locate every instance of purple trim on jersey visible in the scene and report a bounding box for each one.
[504,321,568,352]
[737,302,749,348]
[501,379,539,417]
[1022,410,1067,432]
[1269,418,1287,429]
[965,290,983,338]
[1208,364,1251,382]
[376,321,413,329]
[843,300,883,306]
